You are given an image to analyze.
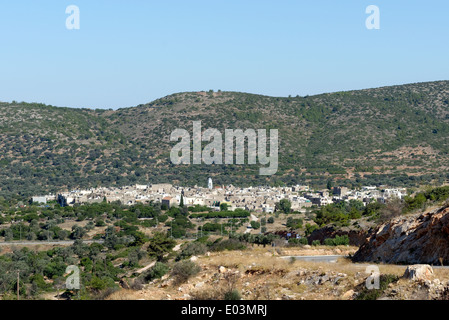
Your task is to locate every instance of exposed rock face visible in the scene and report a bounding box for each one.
[308,226,368,246]
[353,205,449,264]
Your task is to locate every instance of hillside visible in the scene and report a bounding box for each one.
[1,80,449,199]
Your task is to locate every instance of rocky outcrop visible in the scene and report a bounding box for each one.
[308,226,368,246]
[403,265,434,281]
[353,205,449,264]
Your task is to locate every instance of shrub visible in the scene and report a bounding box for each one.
[224,289,242,300]
[88,276,117,292]
[158,214,168,223]
[299,237,308,245]
[95,219,106,227]
[305,223,318,236]
[144,262,169,282]
[201,223,221,232]
[130,278,145,290]
[147,232,176,261]
[267,217,274,224]
[286,217,303,229]
[312,240,321,246]
[177,242,208,261]
[171,260,201,285]
[324,235,349,246]
[250,221,260,229]
[210,239,246,252]
[190,209,250,219]
[356,274,399,300]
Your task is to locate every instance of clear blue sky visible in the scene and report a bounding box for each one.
[0,0,448,109]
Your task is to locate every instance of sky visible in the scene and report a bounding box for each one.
[0,0,448,109]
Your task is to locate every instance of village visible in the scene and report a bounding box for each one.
[32,178,408,212]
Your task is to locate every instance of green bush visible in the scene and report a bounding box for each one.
[144,262,169,282]
[88,276,117,292]
[190,209,250,219]
[323,235,349,246]
[224,289,242,300]
[356,274,399,300]
[171,260,201,284]
[286,217,303,229]
[177,242,208,261]
[312,240,321,246]
[158,214,168,223]
[210,239,246,252]
[250,221,260,229]
[305,224,318,236]
[147,232,176,261]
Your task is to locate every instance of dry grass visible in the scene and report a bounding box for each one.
[106,289,143,300]
[107,245,449,300]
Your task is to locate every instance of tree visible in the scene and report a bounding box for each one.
[275,199,291,214]
[180,194,184,208]
[250,221,260,229]
[104,226,119,249]
[220,203,228,211]
[147,232,176,261]
[70,225,87,239]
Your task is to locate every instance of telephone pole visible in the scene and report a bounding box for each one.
[17,270,20,300]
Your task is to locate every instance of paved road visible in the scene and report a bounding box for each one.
[0,239,104,246]
[282,255,344,263]
[282,255,449,269]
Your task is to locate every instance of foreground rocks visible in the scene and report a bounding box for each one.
[105,247,449,300]
[352,205,449,264]
[403,265,434,281]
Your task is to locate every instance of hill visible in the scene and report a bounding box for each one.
[1,80,449,199]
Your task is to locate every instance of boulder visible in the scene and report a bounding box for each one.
[403,264,434,281]
[218,266,227,273]
[342,290,355,300]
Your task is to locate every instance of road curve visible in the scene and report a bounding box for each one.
[0,239,104,246]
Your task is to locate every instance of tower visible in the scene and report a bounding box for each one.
[208,177,213,190]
